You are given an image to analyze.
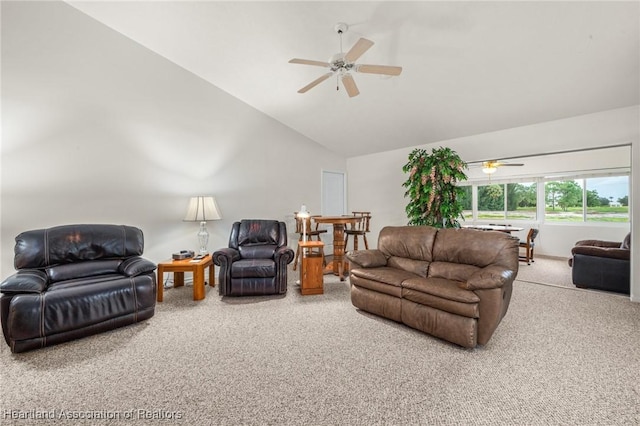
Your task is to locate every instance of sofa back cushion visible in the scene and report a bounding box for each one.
[378,226,438,277]
[378,226,437,261]
[432,228,519,270]
[14,225,144,270]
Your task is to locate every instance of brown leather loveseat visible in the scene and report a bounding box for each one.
[1,224,157,353]
[346,226,519,348]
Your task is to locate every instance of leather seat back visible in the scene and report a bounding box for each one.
[14,224,144,269]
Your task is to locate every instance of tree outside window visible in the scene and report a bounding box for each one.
[507,183,536,220]
[477,184,505,219]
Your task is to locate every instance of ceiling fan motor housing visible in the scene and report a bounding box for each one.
[334,22,348,34]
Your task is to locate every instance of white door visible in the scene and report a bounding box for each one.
[321,170,347,252]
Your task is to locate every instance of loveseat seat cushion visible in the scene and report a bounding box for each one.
[7,274,155,343]
[402,277,480,318]
[350,267,420,297]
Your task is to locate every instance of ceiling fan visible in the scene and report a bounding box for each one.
[289,23,403,98]
[469,160,525,175]
[480,160,525,174]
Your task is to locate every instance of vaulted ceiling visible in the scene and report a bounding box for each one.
[67,1,639,158]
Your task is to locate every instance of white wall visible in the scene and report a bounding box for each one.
[347,106,639,299]
[0,1,345,276]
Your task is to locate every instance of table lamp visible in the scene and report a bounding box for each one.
[184,196,222,255]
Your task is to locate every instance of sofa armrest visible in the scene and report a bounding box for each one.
[346,250,388,268]
[571,246,630,261]
[0,270,48,294]
[118,257,157,276]
[465,265,515,290]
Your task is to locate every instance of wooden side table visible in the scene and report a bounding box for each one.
[299,241,324,295]
[157,255,214,302]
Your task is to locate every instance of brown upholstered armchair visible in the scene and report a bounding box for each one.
[213,220,294,296]
[568,233,630,294]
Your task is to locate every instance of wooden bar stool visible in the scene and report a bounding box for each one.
[344,211,371,251]
[293,213,327,271]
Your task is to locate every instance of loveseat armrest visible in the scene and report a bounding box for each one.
[465,265,515,290]
[346,250,388,268]
[118,257,157,277]
[570,245,630,261]
[0,270,48,294]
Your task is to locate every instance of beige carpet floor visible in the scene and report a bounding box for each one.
[515,255,575,288]
[1,264,638,425]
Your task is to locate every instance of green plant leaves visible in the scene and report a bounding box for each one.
[402,147,468,228]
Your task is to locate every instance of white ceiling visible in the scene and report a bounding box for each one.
[67,1,639,158]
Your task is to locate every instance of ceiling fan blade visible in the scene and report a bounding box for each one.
[297,72,333,93]
[500,163,525,167]
[341,74,360,98]
[344,38,374,63]
[356,64,403,76]
[289,58,331,68]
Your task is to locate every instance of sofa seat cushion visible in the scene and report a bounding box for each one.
[403,277,480,303]
[7,275,155,342]
[231,259,275,278]
[402,277,480,319]
[350,267,420,298]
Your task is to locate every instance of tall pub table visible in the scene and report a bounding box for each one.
[312,216,360,281]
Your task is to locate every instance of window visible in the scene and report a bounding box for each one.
[545,179,584,222]
[475,182,537,221]
[545,176,629,222]
[459,185,472,220]
[585,176,629,223]
[507,182,537,220]
[477,184,504,220]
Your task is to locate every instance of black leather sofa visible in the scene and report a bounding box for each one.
[213,219,294,296]
[568,233,630,294]
[0,224,157,353]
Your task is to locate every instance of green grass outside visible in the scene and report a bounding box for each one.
[471,206,629,223]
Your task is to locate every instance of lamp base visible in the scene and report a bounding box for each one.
[197,221,209,255]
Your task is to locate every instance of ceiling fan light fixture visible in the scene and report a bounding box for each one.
[289,23,402,97]
[482,166,498,174]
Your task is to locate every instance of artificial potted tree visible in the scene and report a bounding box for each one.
[402,147,468,228]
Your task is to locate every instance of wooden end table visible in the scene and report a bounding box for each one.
[299,240,325,295]
[157,255,214,302]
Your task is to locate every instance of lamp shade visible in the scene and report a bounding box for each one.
[184,196,222,222]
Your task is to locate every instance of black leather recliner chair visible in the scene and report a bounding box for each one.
[0,224,157,353]
[568,233,630,294]
[213,220,294,296]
